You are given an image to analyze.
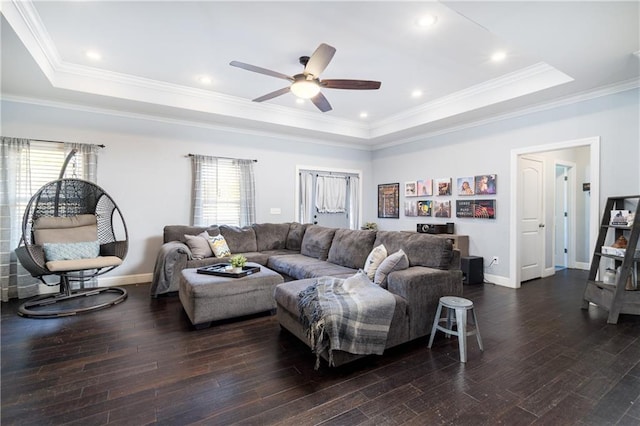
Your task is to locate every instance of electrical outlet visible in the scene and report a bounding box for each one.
[491,256,499,265]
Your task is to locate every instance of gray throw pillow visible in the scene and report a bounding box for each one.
[184,232,213,259]
[374,249,409,288]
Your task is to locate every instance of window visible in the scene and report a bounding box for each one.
[191,155,256,227]
[13,142,94,225]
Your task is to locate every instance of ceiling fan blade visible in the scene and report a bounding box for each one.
[253,87,291,102]
[230,61,294,82]
[304,43,336,77]
[321,79,382,90]
[310,92,332,112]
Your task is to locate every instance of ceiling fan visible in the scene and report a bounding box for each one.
[230,43,381,113]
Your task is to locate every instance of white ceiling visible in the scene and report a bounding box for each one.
[1,1,639,149]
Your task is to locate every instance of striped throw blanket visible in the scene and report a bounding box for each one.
[298,271,396,368]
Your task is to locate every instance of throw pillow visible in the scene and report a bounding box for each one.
[374,249,409,288]
[184,232,213,260]
[208,234,231,258]
[43,241,100,261]
[363,244,387,280]
[342,270,371,293]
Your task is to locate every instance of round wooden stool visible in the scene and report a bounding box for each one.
[428,296,483,363]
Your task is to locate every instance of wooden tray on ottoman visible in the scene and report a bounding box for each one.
[197,263,261,278]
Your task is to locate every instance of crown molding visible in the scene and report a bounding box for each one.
[371,78,640,151]
[1,94,375,152]
[2,0,58,79]
[370,62,574,138]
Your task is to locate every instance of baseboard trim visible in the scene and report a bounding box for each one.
[574,262,590,271]
[484,273,513,288]
[98,273,152,287]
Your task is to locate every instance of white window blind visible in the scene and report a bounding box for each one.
[191,155,255,227]
[201,158,241,226]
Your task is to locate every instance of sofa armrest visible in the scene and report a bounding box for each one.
[387,266,463,340]
[150,241,190,297]
[449,249,461,269]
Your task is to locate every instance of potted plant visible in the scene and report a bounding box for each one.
[229,254,247,273]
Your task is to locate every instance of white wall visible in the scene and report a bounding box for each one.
[1,99,372,283]
[2,88,638,288]
[372,88,639,285]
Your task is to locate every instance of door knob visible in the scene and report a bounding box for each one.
[539,224,545,228]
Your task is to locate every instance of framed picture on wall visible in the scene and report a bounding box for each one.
[417,200,432,216]
[405,181,417,197]
[474,199,496,219]
[456,200,475,218]
[475,174,497,195]
[433,200,451,218]
[435,178,452,196]
[378,183,400,218]
[417,179,432,196]
[457,177,475,196]
[404,200,417,217]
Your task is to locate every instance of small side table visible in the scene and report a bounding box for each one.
[428,296,483,363]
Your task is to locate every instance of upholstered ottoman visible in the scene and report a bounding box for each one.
[179,262,284,328]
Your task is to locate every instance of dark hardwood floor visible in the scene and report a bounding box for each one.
[2,269,639,425]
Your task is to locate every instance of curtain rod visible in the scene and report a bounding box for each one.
[30,138,105,148]
[187,153,257,162]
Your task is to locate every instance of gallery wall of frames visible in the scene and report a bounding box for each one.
[399,174,497,220]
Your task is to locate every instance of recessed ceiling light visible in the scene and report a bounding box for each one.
[296,98,304,105]
[416,14,438,28]
[411,90,423,98]
[85,50,102,61]
[359,112,368,119]
[491,51,507,62]
[198,76,212,85]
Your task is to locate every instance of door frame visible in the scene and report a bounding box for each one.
[509,136,600,288]
[294,165,363,228]
[553,160,577,270]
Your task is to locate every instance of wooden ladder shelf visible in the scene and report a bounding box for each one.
[582,195,640,324]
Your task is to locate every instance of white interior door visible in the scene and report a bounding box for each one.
[519,156,544,282]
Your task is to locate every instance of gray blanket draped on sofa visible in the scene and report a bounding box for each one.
[298,272,396,368]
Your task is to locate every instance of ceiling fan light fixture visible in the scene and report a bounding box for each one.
[290,80,321,99]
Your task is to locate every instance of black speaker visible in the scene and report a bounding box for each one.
[461,256,483,285]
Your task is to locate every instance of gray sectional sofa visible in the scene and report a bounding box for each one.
[151,222,463,365]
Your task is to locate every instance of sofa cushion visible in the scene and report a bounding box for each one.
[286,223,308,250]
[364,244,388,280]
[374,231,453,269]
[164,225,219,244]
[374,249,409,288]
[184,232,213,259]
[300,225,336,260]
[327,228,377,269]
[267,254,356,280]
[220,225,257,253]
[253,223,290,251]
